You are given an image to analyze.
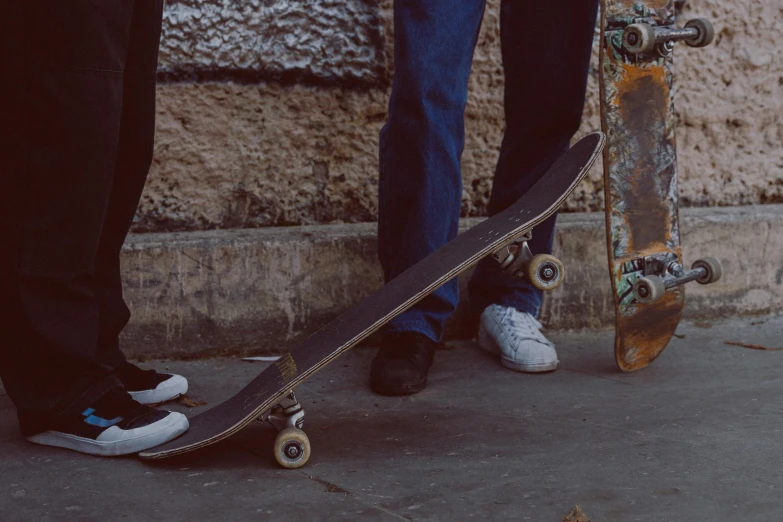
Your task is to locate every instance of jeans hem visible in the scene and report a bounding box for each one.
[474,295,542,318]
[383,321,440,343]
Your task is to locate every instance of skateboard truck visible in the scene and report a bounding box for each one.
[632,254,722,304]
[613,3,714,58]
[491,232,565,291]
[261,391,311,469]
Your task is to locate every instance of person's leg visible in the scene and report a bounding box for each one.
[0,1,24,351]
[92,0,188,405]
[94,0,165,370]
[0,1,188,451]
[0,0,134,431]
[469,0,599,315]
[373,0,486,395]
[469,0,599,373]
[378,0,487,343]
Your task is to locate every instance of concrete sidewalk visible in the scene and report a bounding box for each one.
[2,315,783,521]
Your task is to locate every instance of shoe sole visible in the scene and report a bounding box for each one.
[478,326,558,373]
[27,412,189,457]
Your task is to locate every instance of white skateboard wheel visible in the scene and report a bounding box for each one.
[692,257,722,284]
[526,254,565,291]
[274,428,311,469]
[633,275,666,304]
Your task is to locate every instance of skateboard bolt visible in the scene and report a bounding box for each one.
[284,442,303,459]
[626,33,639,46]
[637,286,650,298]
[539,264,557,282]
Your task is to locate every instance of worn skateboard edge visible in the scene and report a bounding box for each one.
[140,132,605,460]
[599,0,684,372]
[614,287,682,370]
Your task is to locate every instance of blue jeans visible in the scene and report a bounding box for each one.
[378,0,599,342]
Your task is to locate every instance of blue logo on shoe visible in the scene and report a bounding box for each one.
[81,408,123,428]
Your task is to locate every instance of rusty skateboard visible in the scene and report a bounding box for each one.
[140,133,605,468]
[599,0,721,371]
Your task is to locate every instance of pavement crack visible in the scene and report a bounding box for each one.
[299,472,410,521]
[305,475,351,495]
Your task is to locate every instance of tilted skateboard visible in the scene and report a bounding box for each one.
[599,0,722,371]
[140,133,605,468]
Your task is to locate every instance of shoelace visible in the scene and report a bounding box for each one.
[502,308,554,347]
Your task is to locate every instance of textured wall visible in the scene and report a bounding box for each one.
[133,0,782,232]
[158,0,387,84]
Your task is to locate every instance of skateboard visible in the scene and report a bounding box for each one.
[599,0,722,371]
[140,132,605,468]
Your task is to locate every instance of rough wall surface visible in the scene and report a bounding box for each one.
[134,0,781,232]
[159,0,388,84]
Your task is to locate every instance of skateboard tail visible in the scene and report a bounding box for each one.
[614,288,682,371]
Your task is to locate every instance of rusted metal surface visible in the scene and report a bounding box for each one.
[599,0,684,371]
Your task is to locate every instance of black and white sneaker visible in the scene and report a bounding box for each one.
[116,362,188,405]
[26,387,189,456]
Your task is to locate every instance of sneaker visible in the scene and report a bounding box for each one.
[370,332,436,396]
[26,387,189,456]
[116,362,188,405]
[478,304,558,372]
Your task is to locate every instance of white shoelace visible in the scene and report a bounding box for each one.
[500,308,554,348]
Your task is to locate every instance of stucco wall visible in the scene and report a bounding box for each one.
[133,0,782,232]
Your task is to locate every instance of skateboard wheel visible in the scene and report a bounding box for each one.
[526,254,564,291]
[273,428,311,469]
[623,23,656,54]
[684,18,715,48]
[633,275,666,304]
[692,257,722,284]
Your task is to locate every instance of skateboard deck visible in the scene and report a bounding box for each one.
[140,132,605,465]
[599,0,718,371]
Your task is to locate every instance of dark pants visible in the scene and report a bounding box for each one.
[0,0,164,435]
[379,0,599,341]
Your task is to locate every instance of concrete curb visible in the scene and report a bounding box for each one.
[120,205,783,359]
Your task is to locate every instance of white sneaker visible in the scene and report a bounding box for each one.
[478,304,558,372]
